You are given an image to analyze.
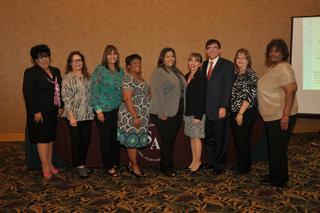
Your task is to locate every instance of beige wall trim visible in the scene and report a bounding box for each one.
[0,134,24,142]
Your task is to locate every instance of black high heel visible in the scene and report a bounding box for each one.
[127,165,132,173]
[131,169,145,177]
[190,164,203,175]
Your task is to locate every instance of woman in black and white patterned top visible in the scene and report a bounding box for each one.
[62,51,94,178]
[230,48,258,174]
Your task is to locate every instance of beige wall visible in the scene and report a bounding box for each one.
[0,0,320,136]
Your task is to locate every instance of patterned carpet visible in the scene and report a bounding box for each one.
[0,133,319,212]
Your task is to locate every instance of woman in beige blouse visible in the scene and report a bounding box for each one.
[257,39,298,187]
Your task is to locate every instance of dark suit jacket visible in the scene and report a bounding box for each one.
[23,64,63,115]
[201,57,235,120]
[184,69,206,119]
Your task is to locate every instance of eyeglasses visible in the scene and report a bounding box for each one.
[206,46,219,51]
[71,59,82,63]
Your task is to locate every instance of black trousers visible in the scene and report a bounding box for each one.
[151,100,184,172]
[67,120,92,167]
[204,117,228,171]
[264,116,296,185]
[230,109,257,172]
[95,109,119,171]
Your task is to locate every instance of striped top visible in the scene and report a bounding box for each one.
[61,72,94,121]
[231,68,258,113]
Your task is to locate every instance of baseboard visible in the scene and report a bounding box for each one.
[0,134,25,142]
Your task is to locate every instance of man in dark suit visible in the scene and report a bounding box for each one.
[201,39,235,174]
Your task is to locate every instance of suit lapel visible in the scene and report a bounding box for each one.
[211,57,222,78]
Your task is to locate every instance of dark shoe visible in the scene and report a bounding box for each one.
[184,166,191,171]
[77,167,89,178]
[83,167,92,174]
[269,181,287,188]
[131,169,145,177]
[260,174,273,183]
[127,165,133,173]
[190,164,203,175]
[212,170,224,175]
[161,169,177,177]
[232,169,250,175]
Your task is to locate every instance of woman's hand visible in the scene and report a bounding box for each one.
[58,108,64,117]
[159,116,168,121]
[280,115,289,130]
[133,117,141,129]
[69,116,77,127]
[34,112,43,123]
[148,88,152,98]
[97,112,105,122]
[235,113,243,126]
[218,108,226,119]
[192,118,201,124]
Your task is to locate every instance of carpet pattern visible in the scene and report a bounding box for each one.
[0,133,319,212]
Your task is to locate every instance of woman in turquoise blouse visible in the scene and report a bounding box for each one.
[90,45,124,177]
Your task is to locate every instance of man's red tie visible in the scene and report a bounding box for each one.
[207,61,214,80]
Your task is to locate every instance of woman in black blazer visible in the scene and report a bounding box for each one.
[184,53,206,174]
[23,44,64,180]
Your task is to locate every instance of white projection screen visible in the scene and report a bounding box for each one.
[291,16,320,115]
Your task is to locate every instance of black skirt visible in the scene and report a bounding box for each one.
[26,111,58,143]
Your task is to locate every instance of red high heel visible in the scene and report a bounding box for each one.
[42,171,52,180]
[50,167,59,175]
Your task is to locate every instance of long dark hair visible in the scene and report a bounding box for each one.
[65,51,90,79]
[101,45,120,72]
[157,47,181,74]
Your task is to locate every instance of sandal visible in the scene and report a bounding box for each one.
[42,171,52,180]
[107,169,118,178]
[50,167,59,175]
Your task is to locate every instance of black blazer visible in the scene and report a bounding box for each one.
[23,64,63,115]
[201,57,235,120]
[184,69,206,119]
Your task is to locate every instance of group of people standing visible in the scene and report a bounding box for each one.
[23,38,298,188]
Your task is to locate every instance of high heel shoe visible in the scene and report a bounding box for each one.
[107,168,118,178]
[50,167,59,175]
[131,169,145,177]
[190,164,203,175]
[42,171,52,180]
[127,165,133,173]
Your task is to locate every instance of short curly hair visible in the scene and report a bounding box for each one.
[265,39,289,66]
[29,44,51,62]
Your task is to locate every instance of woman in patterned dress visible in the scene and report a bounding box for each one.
[230,48,258,174]
[184,53,206,174]
[62,51,94,178]
[118,54,150,177]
